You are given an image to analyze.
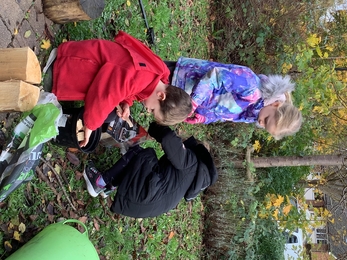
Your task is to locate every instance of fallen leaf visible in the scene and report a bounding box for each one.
[13,231,21,241]
[94,218,100,231]
[79,216,88,223]
[29,215,38,221]
[13,28,18,35]
[41,39,51,50]
[8,223,14,230]
[67,152,80,166]
[54,164,61,175]
[4,241,12,251]
[24,30,32,38]
[168,231,175,240]
[18,223,26,233]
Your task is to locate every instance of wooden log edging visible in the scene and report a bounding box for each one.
[43,0,105,24]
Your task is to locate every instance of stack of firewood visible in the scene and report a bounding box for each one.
[0,47,41,112]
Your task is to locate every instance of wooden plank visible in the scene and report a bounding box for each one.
[0,47,42,84]
[0,80,40,112]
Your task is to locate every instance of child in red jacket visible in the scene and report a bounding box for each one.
[44,31,192,147]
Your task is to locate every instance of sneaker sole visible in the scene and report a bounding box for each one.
[83,169,99,197]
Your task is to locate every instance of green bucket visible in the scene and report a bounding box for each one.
[6,219,99,260]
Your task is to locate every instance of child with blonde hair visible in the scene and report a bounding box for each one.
[167,57,302,140]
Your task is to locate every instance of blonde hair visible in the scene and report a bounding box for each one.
[157,85,192,125]
[259,74,302,139]
[273,101,303,140]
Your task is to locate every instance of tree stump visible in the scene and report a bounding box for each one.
[42,0,105,24]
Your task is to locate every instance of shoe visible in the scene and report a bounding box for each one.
[100,185,117,198]
[43,48,57,73]
[83,161,105,197]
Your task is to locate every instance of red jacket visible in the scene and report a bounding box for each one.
[52,31,170,130]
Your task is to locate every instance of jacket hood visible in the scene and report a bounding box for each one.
[183,136,218,201]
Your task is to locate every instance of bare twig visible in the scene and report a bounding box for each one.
[36,166,59,195]
[40,157,77,211]
[245,146,254,182]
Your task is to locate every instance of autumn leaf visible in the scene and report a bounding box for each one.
[253,140,261,153]
[272,209,279,220]
[13,28,18,35]
[4,241,12,251]
[41,39,51,50]
[168,231,175,240]
[18,223,26,233]
[13,231,21,241]
[306,33,321,47]
[282,204,292,215]
[94,218,100,231]
[273,195,284,207]
[265,201,272,210]
[24,30,32,38]
[126,0,131,6]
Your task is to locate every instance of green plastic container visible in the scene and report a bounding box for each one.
[6,219,99,260]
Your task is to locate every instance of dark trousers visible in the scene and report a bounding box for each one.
[164,61,177,84]
[101,145,143,187]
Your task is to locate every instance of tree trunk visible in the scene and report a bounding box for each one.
[42,0,105,24]
[232,154,347,168]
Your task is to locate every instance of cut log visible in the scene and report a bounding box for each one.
[0,80,40,112]
[43,0,105,24]
[0,47,41,84]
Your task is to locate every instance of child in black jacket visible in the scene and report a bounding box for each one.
[83,122,218,218]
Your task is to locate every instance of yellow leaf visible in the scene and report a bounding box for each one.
[18,223,26,233]
[4,241,12,250]
[265,201,272,210]
[126,0,131,6]
[306,34,321,47]
[8,223,14,230]
[316,46,323,58]
[253,140,261,153]
[273,195,284,207]
[24,30,32,38]
[119,227,122,233]
[13,231,21,241]
[325,45,334,52]
[41,39,51,50]
[13,28,18,35]
[282,204,292,215]
[272,209,279,220]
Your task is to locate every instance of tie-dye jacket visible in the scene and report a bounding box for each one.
[171,57,265,124]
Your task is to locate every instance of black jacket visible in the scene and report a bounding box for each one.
[110,122,218,218]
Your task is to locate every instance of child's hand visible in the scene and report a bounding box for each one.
[79,126,92,147]
[117,102,130,120]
